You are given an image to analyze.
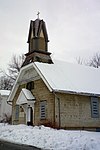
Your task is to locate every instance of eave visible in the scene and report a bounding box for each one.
[7,62,53,104]
[53,89,100,97]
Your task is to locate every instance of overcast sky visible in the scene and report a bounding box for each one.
[0,0,100,70]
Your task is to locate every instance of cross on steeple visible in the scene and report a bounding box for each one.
[37,11,40,19]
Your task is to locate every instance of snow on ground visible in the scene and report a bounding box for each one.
[0,124,100,150]
[0,90,10,96]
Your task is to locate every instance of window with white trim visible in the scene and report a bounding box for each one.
[91,97,99,118]
[40,101,47,119]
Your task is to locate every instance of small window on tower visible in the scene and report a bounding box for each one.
[26,81,34,91]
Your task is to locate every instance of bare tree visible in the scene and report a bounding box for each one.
[0,54,25,90]
[0,75,13,90]
[0,113,12,124]
[8,54,25,81]
[76,57,84,65]
[88,52,100,68]
[76,52,100,68]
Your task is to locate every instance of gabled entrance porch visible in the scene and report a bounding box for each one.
[16,88,36,126]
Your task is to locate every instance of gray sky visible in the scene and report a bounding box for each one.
[0,0,100,70]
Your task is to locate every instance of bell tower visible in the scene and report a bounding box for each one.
[22,14,53,67]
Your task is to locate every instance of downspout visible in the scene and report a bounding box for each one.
[53,91,61,129]
[58,97,61,129]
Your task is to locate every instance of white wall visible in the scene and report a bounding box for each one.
[0,93,12,122]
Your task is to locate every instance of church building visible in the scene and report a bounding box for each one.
[8,16,100,130]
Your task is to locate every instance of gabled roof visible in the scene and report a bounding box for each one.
[16,88,35,105]
[27,19,49,43]
[34,60,100,96]
[8,60,100,103]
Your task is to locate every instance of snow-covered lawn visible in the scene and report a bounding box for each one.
[0,124,100,150]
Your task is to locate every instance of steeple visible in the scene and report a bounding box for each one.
[22,15,53,67]
[28,19,49,52]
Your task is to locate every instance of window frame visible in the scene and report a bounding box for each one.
[91,97,99,118]
[40,101,47,120]
[26,81,34,91]
[15,105,19,120]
